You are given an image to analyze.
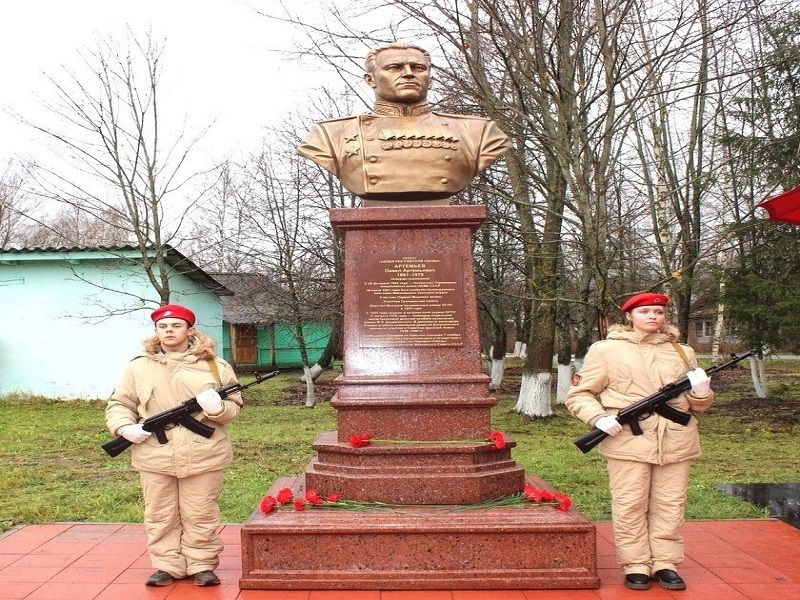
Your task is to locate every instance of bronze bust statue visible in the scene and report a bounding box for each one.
[298,44,510,207]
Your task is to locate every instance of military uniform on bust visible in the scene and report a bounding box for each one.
[298,99,509,205]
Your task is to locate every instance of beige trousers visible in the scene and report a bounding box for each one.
[140,469,225,578]
[606,458,692,575]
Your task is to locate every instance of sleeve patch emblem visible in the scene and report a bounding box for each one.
[571,373,582,386]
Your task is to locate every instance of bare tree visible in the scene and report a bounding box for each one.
[187,160,263,273]
[17,29,211,307]
[0,161,35,247]
[190,106,348,381]
[229,139,342,406]
[21,205,130,248]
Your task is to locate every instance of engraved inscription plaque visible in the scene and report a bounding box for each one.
[358,254,465,347]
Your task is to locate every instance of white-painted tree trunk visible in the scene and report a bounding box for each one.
[303,365,316,407]
[299,363,325,382]
[712,287,725,364]
[573,357,584,373]
[513,371,552,417]
[489,357,505,390]
[519,343,527,358]
[555,362,574,405]
[749,356,768,399]
[513,341,523,357]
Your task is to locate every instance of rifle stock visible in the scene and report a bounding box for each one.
[573,350,754,454]
[102,370,279,457]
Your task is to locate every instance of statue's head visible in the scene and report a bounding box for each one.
[364,44,432,105]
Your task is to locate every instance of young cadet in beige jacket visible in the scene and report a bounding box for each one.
[106,304,242,588]
[566,293,714,591]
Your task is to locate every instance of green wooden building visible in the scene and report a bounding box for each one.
[213,273,332,370]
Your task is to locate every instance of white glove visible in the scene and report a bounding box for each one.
[118,424,152,444]
[687,368,711,395]
[595,415,623,436]
[196,388,224,414]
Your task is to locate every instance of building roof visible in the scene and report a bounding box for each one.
[0,245,232,296]
[210,272,281,324]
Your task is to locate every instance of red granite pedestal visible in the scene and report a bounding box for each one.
[240,475,599,590]
[240,205,599,589]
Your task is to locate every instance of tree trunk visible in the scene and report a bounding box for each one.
[711,288,725,364]
[749,356,768,399]
[302,365,317,408]
[555,297,573,404]
[302,313,342,382]
[490,355,505,391]
[514,371,552,418]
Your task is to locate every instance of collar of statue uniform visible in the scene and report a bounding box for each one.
[372,100,431,117]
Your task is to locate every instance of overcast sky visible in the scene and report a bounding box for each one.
[0,0,333,167]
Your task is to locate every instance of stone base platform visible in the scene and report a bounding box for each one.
[240,475,600,590]
[305,430,525,504]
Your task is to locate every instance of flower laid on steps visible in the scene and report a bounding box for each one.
[488,430,507,449]
[259,484,573,515]
[260,488,382,514]
[348,430,508,449]
[524,483,573,512]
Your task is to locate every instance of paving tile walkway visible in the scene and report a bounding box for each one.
[1,520,798,599]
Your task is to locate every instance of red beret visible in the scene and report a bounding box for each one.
[621,293,669,313]
[151,304,196,326]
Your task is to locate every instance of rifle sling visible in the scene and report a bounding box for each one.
[206,359,223,385]
[671,342,692,368]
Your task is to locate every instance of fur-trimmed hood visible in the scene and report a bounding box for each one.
[606,323,681,344]
[141,330,218,361]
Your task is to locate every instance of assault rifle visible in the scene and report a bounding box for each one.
[574,350,754,454]
[102,370,279,457]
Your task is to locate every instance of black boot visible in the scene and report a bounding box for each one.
[145,570,175,586]
[193,570,221,586]
[624,573,651,590]
[652,569,686,590]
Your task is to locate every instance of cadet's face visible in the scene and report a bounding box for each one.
[365,48,431,104]
[627,306,666,335]
[155,318,194,352]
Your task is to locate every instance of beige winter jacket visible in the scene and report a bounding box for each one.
[106,331,243,478]
[565,325,714,465]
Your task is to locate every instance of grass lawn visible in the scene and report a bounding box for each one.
[1,358,797,532]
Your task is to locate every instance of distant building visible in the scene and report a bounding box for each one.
[0,245,230,399]
[211,273,332,370]
[689,315,743,353]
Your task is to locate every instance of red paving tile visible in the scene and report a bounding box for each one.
[238,591,312,600]
[451,592,527,600]
[0,520,798,599]
[382,592,453,600]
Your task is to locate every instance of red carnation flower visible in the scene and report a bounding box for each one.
[524,484,545,502]
[259,495,278,514]
[326,493,341,503]
[305,489,324,505]
[539,489,556,502]
[349,434,373,448]
[276,488,294,504]
[488,431,506,450]
[554,493,573,512]
[294,499,307,511]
